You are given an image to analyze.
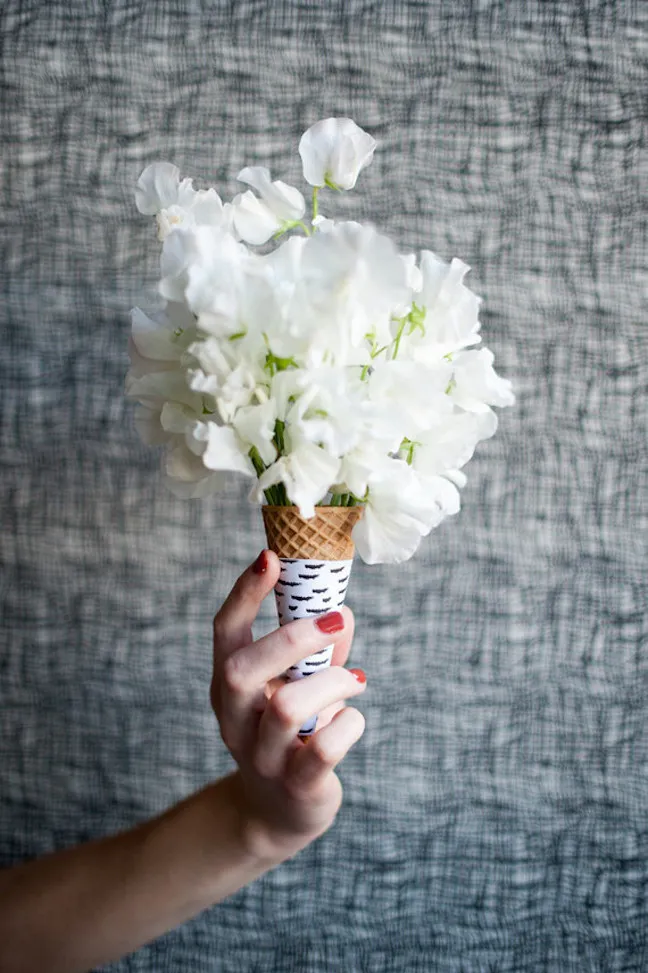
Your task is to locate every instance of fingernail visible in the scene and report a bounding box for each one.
[315,611,344,635]
[349,668,367,684]
[252,550,268,575]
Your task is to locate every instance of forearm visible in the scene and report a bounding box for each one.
[0,773,276,973]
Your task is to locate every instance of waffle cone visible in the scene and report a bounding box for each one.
[262,505,363,560]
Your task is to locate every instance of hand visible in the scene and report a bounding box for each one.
[210,549,367,864]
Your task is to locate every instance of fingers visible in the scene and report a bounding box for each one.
[213,550,281,661]
[285,706,366,796]
[216,605,354,749]
[223,606,354,700]
[253,666,367,777]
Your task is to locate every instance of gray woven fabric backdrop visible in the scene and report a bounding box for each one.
[1,2,647,970]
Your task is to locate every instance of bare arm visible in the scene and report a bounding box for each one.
[0,775,268,973]
[0,550,366,972]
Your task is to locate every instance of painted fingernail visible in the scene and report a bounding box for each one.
[349,668,367,684]
[315,611,345,635]
[252,550,268,574]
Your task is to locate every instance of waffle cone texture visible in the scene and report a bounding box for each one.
[262,505,363,560]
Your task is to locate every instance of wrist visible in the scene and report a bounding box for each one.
[226,772,327,867]
[223,772,293,869]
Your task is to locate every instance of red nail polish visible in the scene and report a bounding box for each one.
[349,668,367,684]
[252,550,268,574]
[315,611,344,635]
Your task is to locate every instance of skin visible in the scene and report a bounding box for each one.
[0,550,366,973]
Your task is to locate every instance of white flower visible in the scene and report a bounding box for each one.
[130,122,515,563]
[404,253,483,361]
[125,369,202,413]
[296,221,410,359]
[130,303,196,364]
[186,335,266,423]
[159,226,249,325]
[164,441,227,499]
[299,118,376,190]
[233,167,305,245]
[190,422,255,476]
[335,444,391,500]
[133,404,172,446]
[366,360,453,438]
[232,400,278,466]
[409,410,498,477]
[252,437,341,519]
[135,162,227,241]
[449,348,516,412]
[352,458,460,565]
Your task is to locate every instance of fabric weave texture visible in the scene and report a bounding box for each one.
[1,1,647,970]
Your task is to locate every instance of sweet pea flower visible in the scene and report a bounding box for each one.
[252,437,341,519]
[164,440,228,499]
[129,303,196,365]
[448,348,516,412]
[352,458,460,565]
[159,225,249,327]
[232,399,278,467]
[299,118,376,190]
[130,118,515,564]
[409,409,498,477]
[135,162,228,241]
[233,166,306,245]
[296,221,410,357]
[190,421,255,477]
[403,252,483,362]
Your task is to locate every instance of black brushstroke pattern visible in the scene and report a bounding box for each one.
[305,563,324,569]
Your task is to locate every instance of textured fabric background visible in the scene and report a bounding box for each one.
[1,2,647,970]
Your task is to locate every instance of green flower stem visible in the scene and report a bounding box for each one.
[249,447,278,505]
[328,492,361,507]
[392,316,407,360]
[312,187,319,222]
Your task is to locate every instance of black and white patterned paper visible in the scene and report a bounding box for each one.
[274,558,354,735]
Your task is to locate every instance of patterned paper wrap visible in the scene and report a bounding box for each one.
[262,505,362,736]
[274,557,354,735]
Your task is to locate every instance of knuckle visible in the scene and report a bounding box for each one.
[281,620,302,651]
[308,734,336,769]
[266,686,300,731]
[221,653,246,695]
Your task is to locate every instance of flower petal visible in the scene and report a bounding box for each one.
[232,191,281,245]
[135,162,182,215]
[299,118,376,190]
[199,423,255,476]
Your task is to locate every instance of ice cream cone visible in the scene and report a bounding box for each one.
[262,505,363,737]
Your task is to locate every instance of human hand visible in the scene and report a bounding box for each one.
[210,549,366,864]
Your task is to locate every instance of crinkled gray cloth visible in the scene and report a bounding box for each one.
[1,2,647,970]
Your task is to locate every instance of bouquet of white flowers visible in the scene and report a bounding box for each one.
[127,118,514,733]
